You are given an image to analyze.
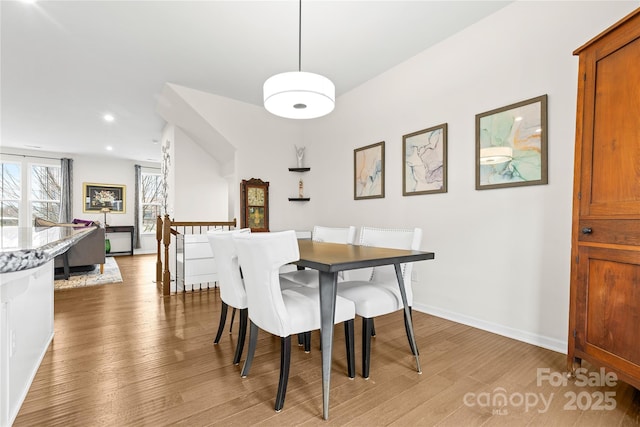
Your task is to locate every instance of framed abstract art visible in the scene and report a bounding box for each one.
[476,95,548,190]
[354,141,385,200]
[403,123,448,196]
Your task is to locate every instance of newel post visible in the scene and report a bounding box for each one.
[155,215,163,290]
[162,214,172,295]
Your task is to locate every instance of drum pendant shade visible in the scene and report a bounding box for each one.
[264,71,335,119]
[263,0,335,119]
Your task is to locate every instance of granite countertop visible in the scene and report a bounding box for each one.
[0,226,96,273]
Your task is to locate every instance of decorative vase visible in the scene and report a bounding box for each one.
[105,239,111,254]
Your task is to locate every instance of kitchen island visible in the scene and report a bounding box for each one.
[0,226,94,426]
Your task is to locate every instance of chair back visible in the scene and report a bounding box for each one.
[359,227,423,302]
[207,228,250,309]
[233,230,300,337]
[312,225,357,244]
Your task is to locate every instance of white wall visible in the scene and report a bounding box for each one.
[167,84,307,230]
[171,127,228,221]
[298,1,639,353]
[73,155,135,226]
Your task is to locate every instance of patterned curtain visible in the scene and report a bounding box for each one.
[59,158,73,222]
[134,164,142,249]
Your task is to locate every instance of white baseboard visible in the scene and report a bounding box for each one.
[413,303,568,354]
[132,249,156,255]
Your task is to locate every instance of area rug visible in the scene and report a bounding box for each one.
[54,257,123,290]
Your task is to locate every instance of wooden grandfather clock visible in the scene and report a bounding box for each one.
[240,178,269,232]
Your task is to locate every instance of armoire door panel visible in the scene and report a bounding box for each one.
[588,35,640,213]
[576,247,640,366]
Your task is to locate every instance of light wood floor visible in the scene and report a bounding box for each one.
[14,254,640,426]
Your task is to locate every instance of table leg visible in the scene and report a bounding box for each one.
[394,263,421,374]
[318,271,338,420]
[62,252,70,280]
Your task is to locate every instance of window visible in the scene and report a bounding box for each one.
[1,162,21,226]
[141,171,162,233]
[30,164,61,222]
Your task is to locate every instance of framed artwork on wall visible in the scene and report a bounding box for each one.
[354,141,385,200]
[83,183,126,213]
[403,123,448,196]
[476,94,548,190]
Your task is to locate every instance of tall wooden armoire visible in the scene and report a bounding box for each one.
[567,8,640,390]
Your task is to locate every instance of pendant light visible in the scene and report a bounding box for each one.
[263,0,335,119]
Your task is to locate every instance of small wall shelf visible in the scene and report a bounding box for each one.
[289,168,310,201]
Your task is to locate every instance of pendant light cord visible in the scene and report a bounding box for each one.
[298,0,302,72]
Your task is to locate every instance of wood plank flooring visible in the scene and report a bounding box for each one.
[13,254,640,426]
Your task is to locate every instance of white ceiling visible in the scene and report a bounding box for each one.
[1,0,511,163]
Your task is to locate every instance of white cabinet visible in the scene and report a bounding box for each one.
[1,261,54,426]
[176,234,217,291]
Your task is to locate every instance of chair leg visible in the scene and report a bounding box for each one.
[297,333,304,346]
[241,321,259,378]
[233,308,248,365]
[303,331,311,353]
[275,336,292,412]
[403,307,419,356]
[371,319,376,337]
[229,307,237,334]
[344,320,355,379]
[214,302,228,344]
[362,317,373,379]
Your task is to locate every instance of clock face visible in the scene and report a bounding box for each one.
[247,187,265,206]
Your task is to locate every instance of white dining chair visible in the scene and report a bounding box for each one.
[336,226,423,379]
[279,225,357,350]
[280,225,356,286]
[207,228,251,365]
[233,230,356,412]
[208,228,303,364]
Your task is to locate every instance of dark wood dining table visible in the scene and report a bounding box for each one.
[295,239,435,420]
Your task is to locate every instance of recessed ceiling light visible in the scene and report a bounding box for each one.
[103,114,115,122]
[106,146,113,151]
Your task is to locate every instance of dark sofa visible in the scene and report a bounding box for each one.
[34,217,106,274]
